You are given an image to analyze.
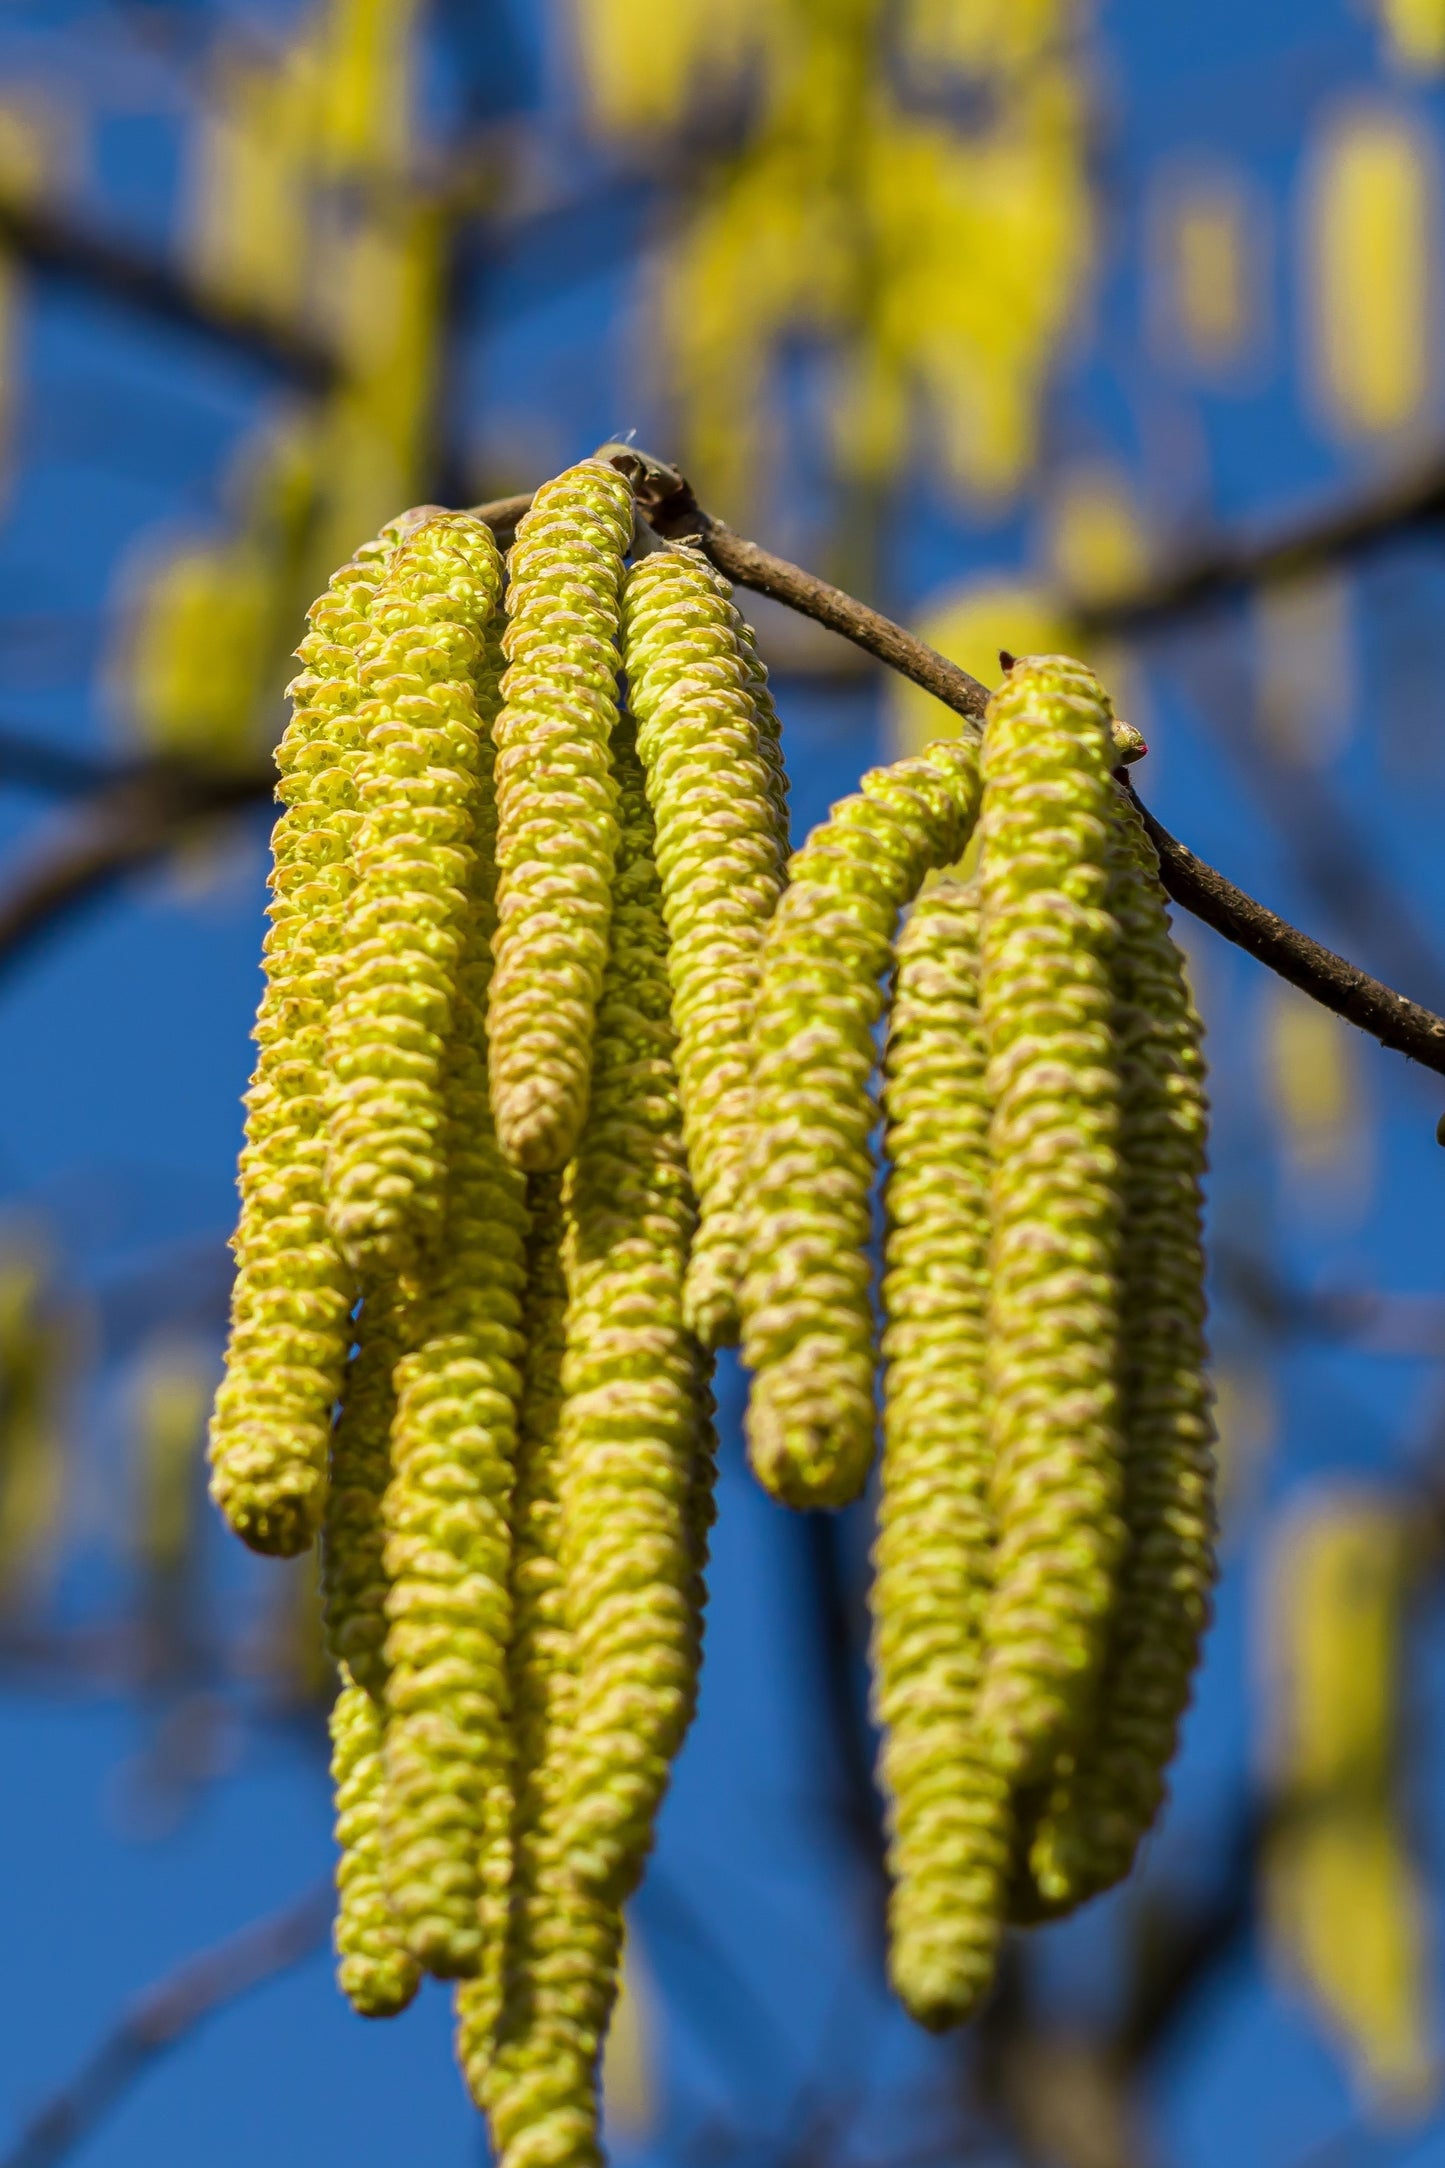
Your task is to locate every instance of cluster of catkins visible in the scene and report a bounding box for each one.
[208,453,1216,2160]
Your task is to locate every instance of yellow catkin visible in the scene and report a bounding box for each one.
[331,1678,423,2019]
[458,1176,620,2168]
[487,460,635,1173]
[380,620,531,1978]
[323,1294,421,2019]
[739,737,983,1509]
[622,544,789,1350]
[1026,791,1215,1905]
[871,879,1011,2030]
[209,518,412,1557]
[325,512,505,1281]
[974,654,1127,1787]
[556,715,714,1904]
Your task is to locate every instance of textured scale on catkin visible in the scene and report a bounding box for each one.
[739,736,983,1511]
[210,521,410,1559]
[1025,787,1216,1910]
[872,878,1012,2031]
[975,653,1128,1788]
[488,460,635,1174]
[623,543,789,1351]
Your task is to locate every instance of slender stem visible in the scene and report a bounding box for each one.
[0,1884,331,2168]
[472,456,1445,1084]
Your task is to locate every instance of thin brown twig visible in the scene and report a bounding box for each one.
[0,1884,332,2168]
[484,454,1445,1084]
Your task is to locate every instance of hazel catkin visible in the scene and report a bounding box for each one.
[325,512,505,1281]
[210,535,401,1557]
[872,879,1011,2030]
[740,737,983,1510]
[974,654,1127,1787]
[1026,789,1215,1906]
[488,460,634,1173]
[622,544,789,1351]
[459,1176,620,2168]
[556,714,714,1905]
[380,621,531,1978]
[323,1295,420,2018]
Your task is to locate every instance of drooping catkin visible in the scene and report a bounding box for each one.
[323,1295,420,2019]
[325,512,505,1282]
[488,460,635,1173]
[459,1176,620,2168]
[871,880,1011,2031]
[210,536,398,1557]
[380,621,531,1978]
[740,737,983,1510]
[556,715,714,1904]
[974,654,1127,1787]
[331,1678,422,2019]
[1026,789,1215,1906]
[623,544,789,1351]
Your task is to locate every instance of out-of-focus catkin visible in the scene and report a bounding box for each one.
[459,1176,620,2168]
[872,879,1011,2030]
[623,544,788,1350]
[557,716,714,1904]
[380,622,530,1978]
[1028,791,1215,1906]
[323,1296,420,2019]
[976,654,1126,1787]
[488,460,634,1173]
[326,512,504,1281]
[210,535,398,1558]
[740,737,982,1510]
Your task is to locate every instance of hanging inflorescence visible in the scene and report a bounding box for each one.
[209,457,1218,2160]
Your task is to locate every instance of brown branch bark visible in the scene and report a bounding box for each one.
[506,456,1445,1085]
[0,1884,331,2168]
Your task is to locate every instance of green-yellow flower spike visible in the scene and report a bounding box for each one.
[210,533,401,1557]
[872,880,1011,2031]
[730,601,790,855]
[331,1673,421,2019]
[380,626,530,1979]
[325,512,505,1281]
[488,460,635,1173]
[557,716,714,1903]
[739,737,983,1509]
[622,545,789,1351]
[459,1175,621,2168]
[974,654,1127,1786]
[322,1292,424,2016]
[1027,790,1215,1907]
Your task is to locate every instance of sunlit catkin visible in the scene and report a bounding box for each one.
[323,1296,420,2019]
[975,655,1126,1786]
[210,535,397,1557]
[872,880,1011,2030]
[325,512,504,1281]
[488,460,634,1173]
[740,737,982,1509]
[557,716,714,1903]
[458,1176,620,2168]
[381,622,531,1978]
[623,544,789,1350]
[1028,791,1215,1904]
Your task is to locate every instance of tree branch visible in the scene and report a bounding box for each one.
[474,453,1445,1085]
[0,1884,331,2168]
